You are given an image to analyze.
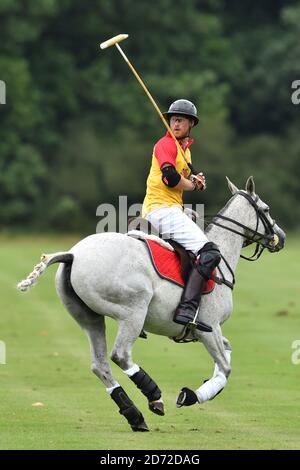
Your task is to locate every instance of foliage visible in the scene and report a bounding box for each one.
[0,0,299,231]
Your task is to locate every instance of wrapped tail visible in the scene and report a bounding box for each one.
[17,252,73,292]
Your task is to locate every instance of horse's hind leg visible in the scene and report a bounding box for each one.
[55,264,149,432]
[85,318,148,432]
[111,315,165,416]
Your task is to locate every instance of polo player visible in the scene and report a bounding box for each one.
[142,99,221,332]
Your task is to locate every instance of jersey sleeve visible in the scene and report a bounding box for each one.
[153,136,177,169]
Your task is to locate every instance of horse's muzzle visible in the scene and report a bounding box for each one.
[268,227,286,252]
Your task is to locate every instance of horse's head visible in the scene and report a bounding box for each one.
[226,176,286,255]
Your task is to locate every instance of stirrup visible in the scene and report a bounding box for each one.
[187,319,213,333]
[174,314,213,333]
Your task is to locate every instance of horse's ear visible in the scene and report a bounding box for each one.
[245,176,256,195]
[226,176,238,195]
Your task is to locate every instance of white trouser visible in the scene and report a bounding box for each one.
[145,206,208,255]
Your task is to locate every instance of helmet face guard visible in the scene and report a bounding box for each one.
[163,99,199,126]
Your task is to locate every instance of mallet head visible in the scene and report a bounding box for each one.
[100,34,129,50]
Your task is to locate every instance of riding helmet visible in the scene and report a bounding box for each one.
[163,99,199,125]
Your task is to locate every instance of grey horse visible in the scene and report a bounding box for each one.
[18,177,285,432]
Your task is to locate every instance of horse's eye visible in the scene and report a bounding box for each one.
[263,207,269,213]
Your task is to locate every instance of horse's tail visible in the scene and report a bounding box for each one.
[17,252,73,293]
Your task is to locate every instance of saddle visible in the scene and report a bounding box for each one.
[127,217,215,294]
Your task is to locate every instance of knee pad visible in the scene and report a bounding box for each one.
[197,242,221,279]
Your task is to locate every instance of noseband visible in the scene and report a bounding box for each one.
[210,191,277,261]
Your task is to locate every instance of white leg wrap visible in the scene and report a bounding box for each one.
[196,372,227,404]
[106,383,121,395]
[124,364,140,377]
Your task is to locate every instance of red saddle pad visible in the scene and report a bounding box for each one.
[144,239,215,294]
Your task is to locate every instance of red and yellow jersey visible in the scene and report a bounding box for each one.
[142,132,193,217]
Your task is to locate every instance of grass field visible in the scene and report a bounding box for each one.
[0,234,299,450]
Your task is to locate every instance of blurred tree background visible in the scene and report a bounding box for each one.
[0,0,299,232]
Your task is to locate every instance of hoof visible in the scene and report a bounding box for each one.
[149,399,165,416]
[176,387,198,408]
[131,421,149,432]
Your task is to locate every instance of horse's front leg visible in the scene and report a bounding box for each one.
[176,326,231,407]
[207,334,232,392]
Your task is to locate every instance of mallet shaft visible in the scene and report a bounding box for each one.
[114,44,193,170]
[100,35,196,172]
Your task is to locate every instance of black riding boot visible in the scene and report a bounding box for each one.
[173,242,221,333]
[173,265,212,332]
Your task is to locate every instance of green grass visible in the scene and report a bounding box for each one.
[0,234,299,449]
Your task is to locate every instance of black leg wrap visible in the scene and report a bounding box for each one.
[111,386,148,431]
[130,367,161,402]
[176,387,198,407]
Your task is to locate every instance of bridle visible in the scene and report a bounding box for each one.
[210,191,278,261]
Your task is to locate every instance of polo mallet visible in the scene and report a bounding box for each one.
[100,34,199,176]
